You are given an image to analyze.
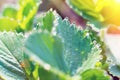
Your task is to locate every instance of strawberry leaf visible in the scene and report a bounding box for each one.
[56,16,102,75]
[0,32,26,80]
[24,11,102,79]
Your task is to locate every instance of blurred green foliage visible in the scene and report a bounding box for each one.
[0,0,40,32]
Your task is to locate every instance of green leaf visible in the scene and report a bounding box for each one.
[25,30,70,79]
[0,17,19,31]
[22,54,37,80]
[1,0,42,31]
[56,16,101,75]
[67,0,104,21]
[41,10,55,32]
[25,31,68,73]
[24,55,61,80]
[34,10,55,32]
[2,6,17,19]
[38,67,61,80]
[25,12,102,79]
[17,0,41,30]
[0,32,26,80]
[78,46,102,74]
[81,69,110,80]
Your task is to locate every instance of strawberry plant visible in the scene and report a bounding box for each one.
[0,0,120,80]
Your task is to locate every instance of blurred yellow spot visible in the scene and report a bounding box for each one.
[95,62,102,67]
[101,0,120,25]
[116,0,120,3]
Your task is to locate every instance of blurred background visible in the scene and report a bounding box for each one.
[0,0,86,28]
[1,0,120,29]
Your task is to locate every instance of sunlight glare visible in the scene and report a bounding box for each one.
[115,0,120,3]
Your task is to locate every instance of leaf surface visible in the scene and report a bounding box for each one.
[81,69,110,80]
[0,17,19,31]
[56,16,101,75]
[0,32,26,80]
